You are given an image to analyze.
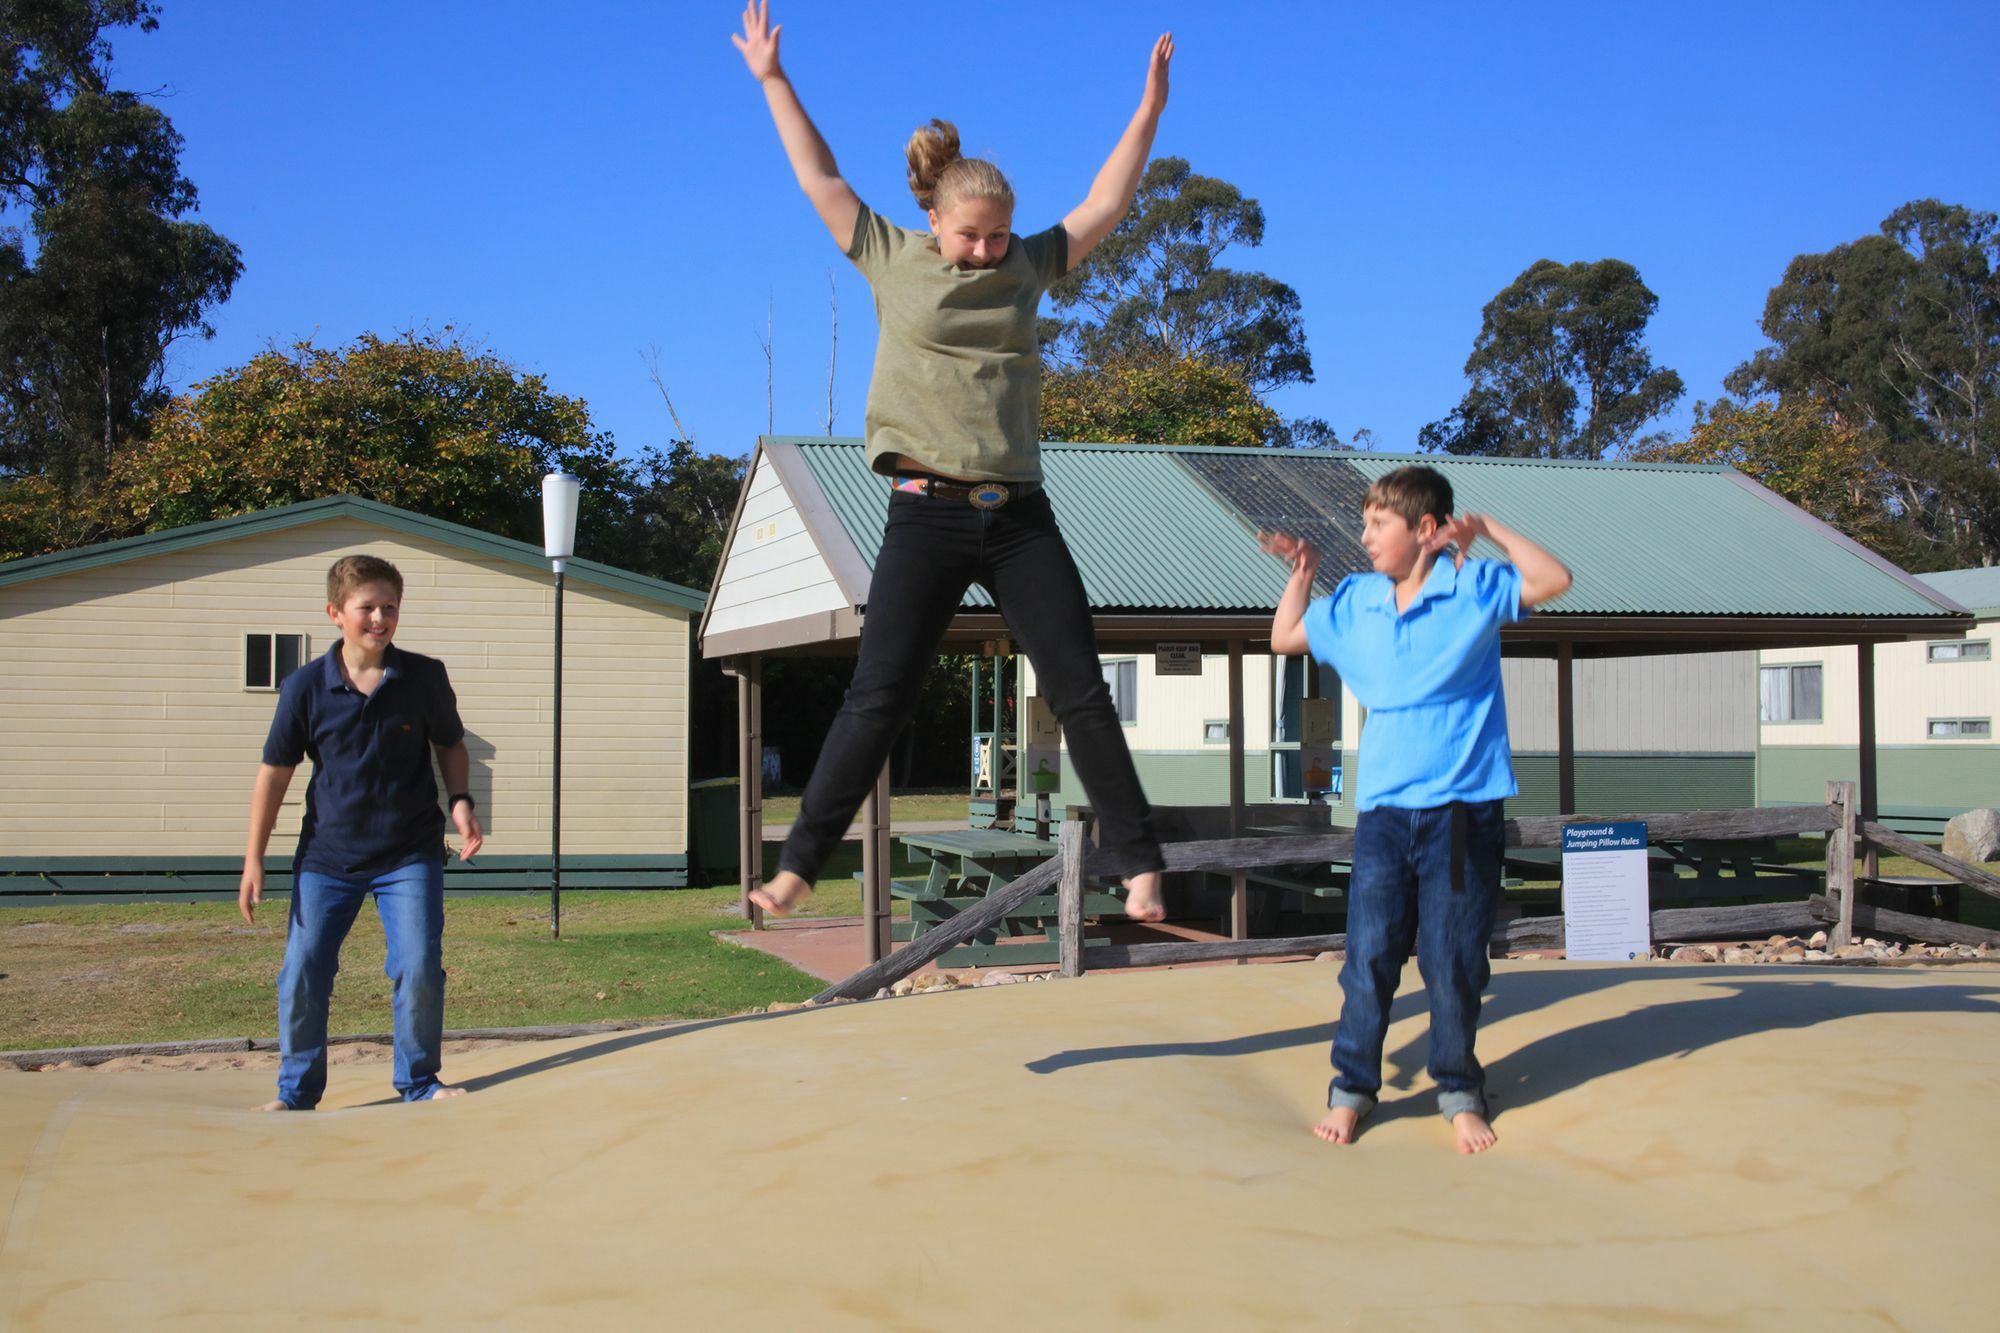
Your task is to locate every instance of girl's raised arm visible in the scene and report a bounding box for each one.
[732,1,861,248]
[1061,33,1173,271]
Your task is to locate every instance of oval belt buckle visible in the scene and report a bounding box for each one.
[968,483,1010,510]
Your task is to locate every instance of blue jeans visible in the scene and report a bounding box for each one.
[1330,800,1504,1122]
[780,487,1161,884]
[275,856,447,1108]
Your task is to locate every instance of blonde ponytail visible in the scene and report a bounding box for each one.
[905,118,1014,217]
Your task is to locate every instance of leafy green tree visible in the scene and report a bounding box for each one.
[1042,158,1313,395]
[1422,258,1683,460]
[93,330,624,543]
[595,440,745,590]
[1728,200,1998,566]
[1041,353,1280,447]
[0,1,241,491]
[1627,398,1895,552]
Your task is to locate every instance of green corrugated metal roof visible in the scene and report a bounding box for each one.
[0,496,709,612]
[1916,567,2000,616]
[1341,454,1944,617]
[779,438,1955,620]
[790,438,1288,611]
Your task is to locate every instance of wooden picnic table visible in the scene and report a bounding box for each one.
[893,828,1126,967]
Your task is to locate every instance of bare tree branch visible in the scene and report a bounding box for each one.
[825,270,838,435]
[756,292,774,436]
[640,345,695,444]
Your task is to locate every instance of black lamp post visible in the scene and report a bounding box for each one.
[542,472,580,941]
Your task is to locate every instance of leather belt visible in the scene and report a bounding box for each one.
[892,475,1040,509]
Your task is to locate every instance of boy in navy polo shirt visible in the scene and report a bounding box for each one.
[1262,466,1571,1154]
[238,555,483,1110]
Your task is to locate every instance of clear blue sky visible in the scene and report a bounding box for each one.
[113,1,1999,462]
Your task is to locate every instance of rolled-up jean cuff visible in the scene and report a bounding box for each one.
[1325,1087,1378,1116]
[1094,851,1166,879]
[1437,1088,1488,1123]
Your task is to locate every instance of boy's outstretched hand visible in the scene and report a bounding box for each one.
[1258,529,1321,581]
[732,0,783,82]
[1423,513,1490,568]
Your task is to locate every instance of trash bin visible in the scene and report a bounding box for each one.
[688,777,741,877]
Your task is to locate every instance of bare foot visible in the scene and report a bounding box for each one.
[1312,1105,1363,1144]
[254,1099,293,1112]
[749,871,812,918]
[1451,1110,1497,1154]
[423,1085,467,1102]
[1121,870,1166,923]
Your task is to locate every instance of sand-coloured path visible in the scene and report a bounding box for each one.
[4,960,1997,1329]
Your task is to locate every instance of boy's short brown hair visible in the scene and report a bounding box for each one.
[1363,465,1454,530]
[326,555,404,606]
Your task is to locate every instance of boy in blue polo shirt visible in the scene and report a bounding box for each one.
[1263,465,1571,1154]
[238,555,483,1110]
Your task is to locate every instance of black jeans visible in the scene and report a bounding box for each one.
[779,487,1162,885]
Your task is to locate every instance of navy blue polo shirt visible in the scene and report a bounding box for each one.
[1303,557,1525,812]
[262,643,466,878]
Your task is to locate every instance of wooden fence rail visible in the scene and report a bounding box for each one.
[811,793,1995,1004]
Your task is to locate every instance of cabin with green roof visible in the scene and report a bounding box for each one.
[0,497,707,891]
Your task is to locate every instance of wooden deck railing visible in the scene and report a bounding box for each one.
[812,783,2000,1003]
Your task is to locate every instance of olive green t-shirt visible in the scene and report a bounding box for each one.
[846,204,1068,483]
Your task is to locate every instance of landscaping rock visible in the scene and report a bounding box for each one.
[977,971,1021,986]
[1809,931,1829,950]
[1943,808,2000,865]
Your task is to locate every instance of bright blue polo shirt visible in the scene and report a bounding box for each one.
[1303,557,1525,812]
[262,643,466,878]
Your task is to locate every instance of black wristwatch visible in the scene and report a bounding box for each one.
[449,792,475,811]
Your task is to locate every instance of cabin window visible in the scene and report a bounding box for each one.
[1758,664,1822,723]
[245,634,308,690]
[1927,640,1991,663]
[1101,659,1138,724]
[1927,717,1992,739]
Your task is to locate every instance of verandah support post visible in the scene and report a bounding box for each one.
[1058,817,1087,979]
[1827,780,1857,950]
[1857,644,1879,883]
[1556,642,1576,815]
[861,761,892,963]
[1228,639,1247,952]
[738,655,764,929]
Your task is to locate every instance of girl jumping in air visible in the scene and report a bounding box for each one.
[732,1,1173,921]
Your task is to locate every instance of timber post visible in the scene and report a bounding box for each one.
[1058,818,1087,979]
[1827,781,1857,950]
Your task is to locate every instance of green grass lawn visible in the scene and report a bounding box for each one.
[0,872,900,1053]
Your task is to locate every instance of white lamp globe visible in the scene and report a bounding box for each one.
[542,473,581,565]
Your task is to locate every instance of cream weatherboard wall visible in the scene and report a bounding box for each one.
[0,515,690,860]
[1020,648,1755,819]
[702,449,851,646]
[1758,618,2000,815]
